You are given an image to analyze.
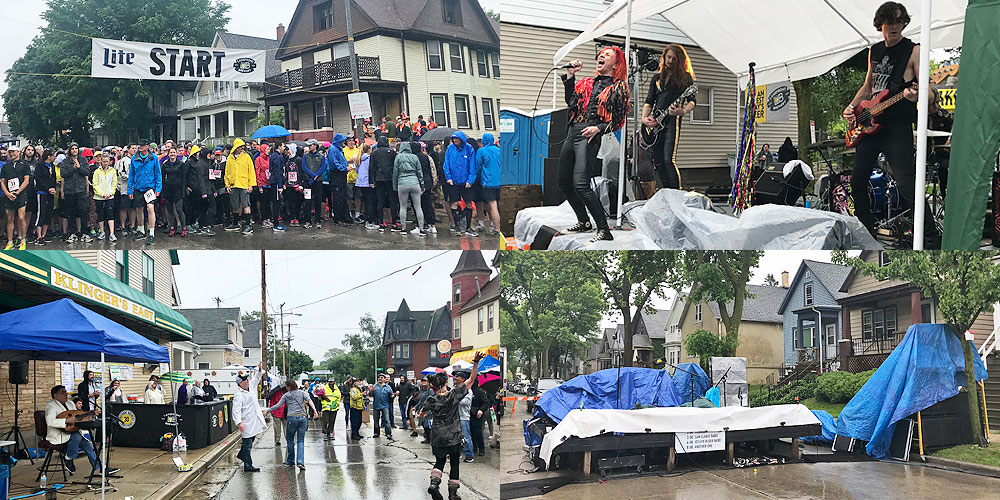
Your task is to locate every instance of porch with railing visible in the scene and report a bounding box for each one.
[265,56,381,95]
[179,87,255,111]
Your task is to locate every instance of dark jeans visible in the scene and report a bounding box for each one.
[470,416,486,454]
[214,190,230,225]
[349,407,363,437]
[375,183,399,224]
[432,443,462,480]
[421,188,437,224]
[237,436,255,468]
[330,171,351,223]
[398,400,409,429]
[306,179,324,223]
[322,409,338,434]
[650,114,683,189]
[852,122,935,242]
[63,192,89,235]
[286,189,303,221]
[374,408,392,437]
[360,186,377,223]
[558,123,608,230]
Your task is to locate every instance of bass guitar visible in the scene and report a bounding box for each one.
[639,83,699,150]
[57,409,99,433]
[845,84,916,147]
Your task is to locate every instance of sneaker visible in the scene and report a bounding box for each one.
[591,229,614,242]
[297,464,306,470]
[564,220,593,233]
[4,242,13,251]
[109,233,118,243]
[410,431,419,437]
[241,225,254,235]
[427,226,438,234]
[146,235,155,245]
[64,458,76,473]
[391,224,402,232]
[303,221,312,229]
[97,231,106,241]
[478,451,485,457]
[262,220,273,229]
[243,466,260,472]
[273,224,287,232]
[132,231,145,241]
[180,227,188,237]
[463,457,474,463]
[449,225,460,234]
[315,222,322,229]
[104,467,120,475]
[365,223,379,230]
[66,234,78,243]
[168,227,176,237]
[224,223,240,232]
[88,228,97,237]
[81,234,94,243]
[291,219,300,227]
[32,237,46,246]
[378,224,387,232]
[202,228,216,236]
[17,238,26,250]
[463,228,478,237]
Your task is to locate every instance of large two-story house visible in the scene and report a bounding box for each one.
[383,299,452,378]
[777,260,853,376]
[264,0,500,142]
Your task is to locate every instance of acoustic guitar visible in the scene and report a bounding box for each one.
[57,409,99,433]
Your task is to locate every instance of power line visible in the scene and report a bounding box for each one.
[285,251,451,312]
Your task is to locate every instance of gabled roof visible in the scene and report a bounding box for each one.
[641,308,670,340]
[396,299,413,320]
[384,304,451,345]
[216,31,281,77]
[777,260,854,314]
[177,307,242,346]
[686,285,786,324]
[243,320,262,348]
[451,250,491,277]
[458,275,499,314]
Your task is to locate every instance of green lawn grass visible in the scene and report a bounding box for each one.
[799,397,847,418]
[931,444,1000,468]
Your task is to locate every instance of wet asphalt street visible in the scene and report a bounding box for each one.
[26,220,503,251]
[177,411,500,500]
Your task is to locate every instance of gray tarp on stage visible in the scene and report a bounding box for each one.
[514,188,882,250]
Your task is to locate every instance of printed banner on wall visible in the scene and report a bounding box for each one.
[91,38,266,82]
[754,81,793,123]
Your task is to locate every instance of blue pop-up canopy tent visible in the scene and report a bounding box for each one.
[535,367,684,423]
[835,323,988,460]
[0,298,172,499]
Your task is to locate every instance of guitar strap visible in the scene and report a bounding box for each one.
[886,38,915,95]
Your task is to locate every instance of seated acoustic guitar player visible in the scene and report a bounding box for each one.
[45,384,119,475]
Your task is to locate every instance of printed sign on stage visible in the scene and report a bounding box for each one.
[91,38,266,82]
[938,88,956,111]
[675,431,726,453]
[753,81,792,123]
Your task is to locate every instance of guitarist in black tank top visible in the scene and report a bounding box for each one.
[641,44,696,191]
[843,2,939,247]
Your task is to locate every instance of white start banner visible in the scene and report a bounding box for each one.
[91,38,266,82]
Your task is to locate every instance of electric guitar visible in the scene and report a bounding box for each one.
[639,83,699,150]
[845,84,916,147]
[57,409,99,433]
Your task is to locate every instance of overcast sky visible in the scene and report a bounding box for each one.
[0,0,499,119]
[601,250,860,328]
[173,250,496,362]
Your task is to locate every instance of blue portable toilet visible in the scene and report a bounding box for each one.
[500,107,554,186]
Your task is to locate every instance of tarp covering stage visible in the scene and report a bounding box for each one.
[0,298,170,363]
[535,367,684,423]
[835,323,988,459]
[554,0,967,87]
[672,362,712,404]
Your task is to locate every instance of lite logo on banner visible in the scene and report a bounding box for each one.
[91,38,266,82]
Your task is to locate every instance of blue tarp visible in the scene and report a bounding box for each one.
[672,363,712,404]
[535,367,684,423]
[801,410,838,445]
[835,323,988,459]
[0,298,170,363]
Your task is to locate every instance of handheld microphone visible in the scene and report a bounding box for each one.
[555,61,582,70]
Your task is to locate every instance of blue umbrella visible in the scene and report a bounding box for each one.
[478,355,501,372]
[250,124,291,139]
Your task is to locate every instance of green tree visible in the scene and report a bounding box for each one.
[341,313,386,382]
[792,50,868,151]
[3,0,230,144]
[680,251,762,354]
[684,329,735,373]
[484,9,500,22]
[283,349,314,380]
[499,252,604,379]
[832,250,1000,447]
[763,274,780,287]
[250,107,286,130]
[580,251,683,367]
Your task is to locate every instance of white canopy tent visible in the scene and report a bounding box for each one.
[553,0,967,249]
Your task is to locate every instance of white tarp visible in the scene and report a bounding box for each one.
[540,404,821,465]
[91,38,266,82]
[553,0,966,86]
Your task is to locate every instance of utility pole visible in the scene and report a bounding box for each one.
[285,323,297,379]
[279,303,286,380]
[260,251,267,374]
[345,0,361,140]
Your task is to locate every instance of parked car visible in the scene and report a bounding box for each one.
[527,378,563,412]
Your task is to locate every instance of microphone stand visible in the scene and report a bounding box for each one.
[661,361,698,406]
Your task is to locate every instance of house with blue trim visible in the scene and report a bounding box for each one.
[777,260,853,373]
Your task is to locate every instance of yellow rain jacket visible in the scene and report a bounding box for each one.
[92,166,118,200]
[349,386,364,410]
[224,138,257,190]
[319,383,341,412]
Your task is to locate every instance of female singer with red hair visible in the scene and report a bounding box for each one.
[559,46,631,242]
[641,44,696,191]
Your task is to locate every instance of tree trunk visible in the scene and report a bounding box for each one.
[623,313,634,368]
[793,78,815,152]
[959,334,988,447]
[541,342,552,379]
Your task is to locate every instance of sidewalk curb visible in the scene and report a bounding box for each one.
[152,431,242,500]
[923,455,1000,478]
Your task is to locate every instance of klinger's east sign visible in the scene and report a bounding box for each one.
[50,267,156,322]
[91,38,265,83]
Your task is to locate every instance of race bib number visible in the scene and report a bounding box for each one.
[288,171,297,183]
[143,190,156,203]
[6,178,19,193]
[303,188,312,200]
[209,169,221,180]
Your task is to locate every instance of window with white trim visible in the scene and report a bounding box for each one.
[691,87,713,124]
[455,95,471,128]
[804,283,813,305]
[453,317,461,339]
[476,50,489,77]
[491,52,500,79]
[694,304,702,323]
[431,94,449,127]
[449,43,464,73]
[478,308,484,333]
[482,98,495,130]
[426,41,444,71]
[487,304,495,331]
[142,253,154,298]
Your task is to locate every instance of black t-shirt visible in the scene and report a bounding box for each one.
[869,38,917,125]
[1,159,30,197]
[645,73,696,112]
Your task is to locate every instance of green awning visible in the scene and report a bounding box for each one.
[0,251,192,340]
